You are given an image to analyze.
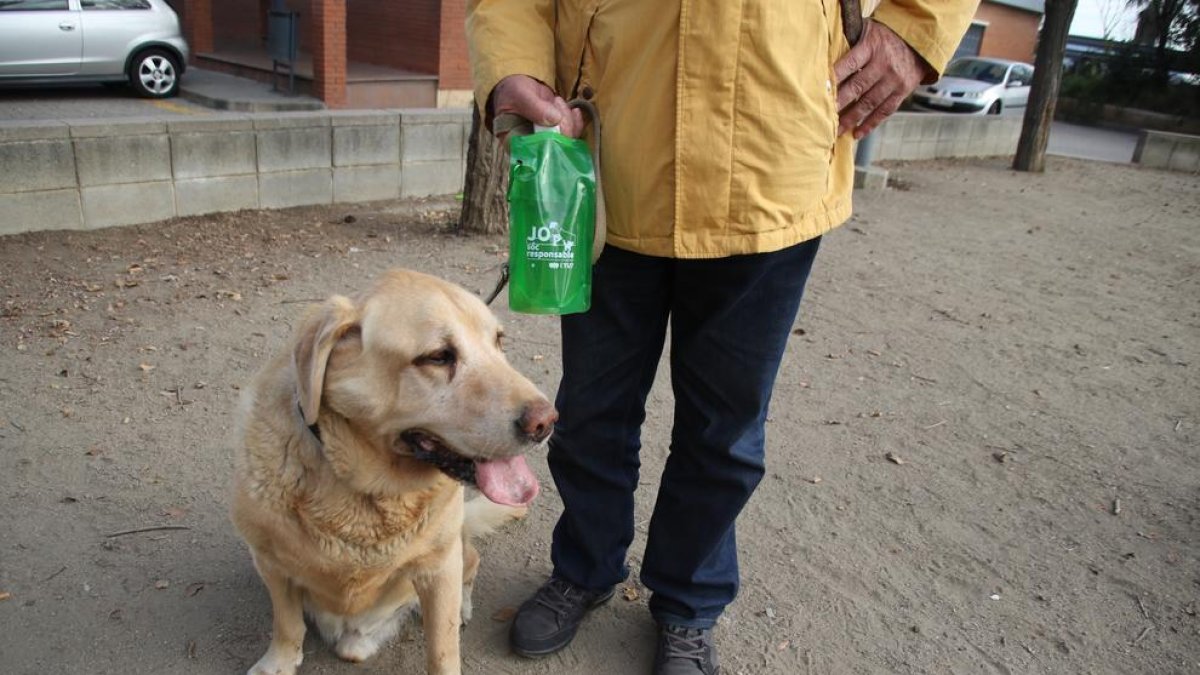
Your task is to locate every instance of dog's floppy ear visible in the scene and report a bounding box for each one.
[293,295,360,426]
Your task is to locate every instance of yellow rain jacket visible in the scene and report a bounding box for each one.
[467,0,977,258]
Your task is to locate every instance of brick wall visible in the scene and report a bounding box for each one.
[312,0,347,107]
[348,0,439,74]
[975,1,1040,63]
[439,0,471,90]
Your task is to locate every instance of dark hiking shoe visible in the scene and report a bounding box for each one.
[509,577,614,657]
[654,624,720,675]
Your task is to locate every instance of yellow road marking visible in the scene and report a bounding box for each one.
[150,99,202,115]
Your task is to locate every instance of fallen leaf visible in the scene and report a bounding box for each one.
[992,451,1009,463]
[886,452,906,465]
[154,580,170,590]
[186,640,197,659]
[622,586,640,602]
[185,582,205,597]
[60,408,73,418]
[0,591,10,602]
[491,606,517,622]
[162,507,188,520]
[138,363,156,372]
[791,328,807,336]
[777,640,791,651]
[806,476,823,484]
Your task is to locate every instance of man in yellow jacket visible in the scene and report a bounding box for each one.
[467,1,976,672]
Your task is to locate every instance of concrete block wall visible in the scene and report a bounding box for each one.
[1133,130,1200,173]
[873,112,1022,162]
[0,109,470,236]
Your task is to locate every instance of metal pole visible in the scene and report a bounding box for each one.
[854,129,879,167]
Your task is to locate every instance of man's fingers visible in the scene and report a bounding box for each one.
[854,92,905,139]
[836,57,885,112]
[832,40,871,83]
[838,79,893,137]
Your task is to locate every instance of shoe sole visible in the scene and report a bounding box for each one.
[510,589,616,658]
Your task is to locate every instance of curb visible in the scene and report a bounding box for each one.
[179,88,324,113]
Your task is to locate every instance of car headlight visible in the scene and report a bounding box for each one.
[962,91,982,99]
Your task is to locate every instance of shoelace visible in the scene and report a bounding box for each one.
[662,627,711,664]
[533,579,589,622]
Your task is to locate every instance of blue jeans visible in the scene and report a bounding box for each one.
[548,238,821,629]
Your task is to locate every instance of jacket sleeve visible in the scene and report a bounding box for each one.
[871,0,980,79]
[466,0,557,122]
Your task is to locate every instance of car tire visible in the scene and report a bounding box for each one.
[987,101,1002,115]
[128,48,181,99]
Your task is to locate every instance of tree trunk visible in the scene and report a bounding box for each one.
[1013,0,1079,173]
[459,102,510,235]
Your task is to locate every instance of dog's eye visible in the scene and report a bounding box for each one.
[416,348,457,367]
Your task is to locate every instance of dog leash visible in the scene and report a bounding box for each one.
[484,98,604,306]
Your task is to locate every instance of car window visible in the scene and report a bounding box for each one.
[0,0,70,10]
[945,59,1007,85]
[81,0,152,8]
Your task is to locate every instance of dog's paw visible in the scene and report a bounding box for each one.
[247,649,301,675]
[335,631,383,663]
[460,593,474,625]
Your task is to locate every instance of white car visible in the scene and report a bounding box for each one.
[0,0,189,98]
[910,57,1033,115]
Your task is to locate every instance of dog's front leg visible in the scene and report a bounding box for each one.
[248,556,307,675]
[413,536,464,675]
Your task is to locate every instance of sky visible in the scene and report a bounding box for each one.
[1069,0,1140,40]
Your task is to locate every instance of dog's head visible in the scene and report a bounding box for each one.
[292,269,554,506]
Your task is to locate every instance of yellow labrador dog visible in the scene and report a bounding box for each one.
[231,269,555,675]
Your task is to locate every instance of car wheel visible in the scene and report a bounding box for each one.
[987,101,1002,115]
[129,49,180,99]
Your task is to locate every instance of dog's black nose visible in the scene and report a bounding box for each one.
[516,400,558,443]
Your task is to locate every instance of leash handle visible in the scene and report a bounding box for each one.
[840,0,865,46]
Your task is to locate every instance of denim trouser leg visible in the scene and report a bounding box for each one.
[643,238,821,628]
[549,248,672,591]
[548,238,821,625]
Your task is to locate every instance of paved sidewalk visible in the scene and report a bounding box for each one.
[179,67,323,113]
[1047,121,1139,164]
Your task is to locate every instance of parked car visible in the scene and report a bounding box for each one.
[910,57,1033,115]
[0,0,189,98]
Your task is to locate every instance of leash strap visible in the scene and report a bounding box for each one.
[841,0,865,46]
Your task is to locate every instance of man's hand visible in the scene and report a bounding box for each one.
[491,75,586,139]
[833,21,933,139]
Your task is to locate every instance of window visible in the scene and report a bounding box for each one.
[953,23,986,61]
[81,0,152,9]
[0,0,70,10]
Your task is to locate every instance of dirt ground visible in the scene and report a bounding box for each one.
[0,157,1197,675]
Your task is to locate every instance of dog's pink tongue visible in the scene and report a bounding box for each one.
[475,456,539,506]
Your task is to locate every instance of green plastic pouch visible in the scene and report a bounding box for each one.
[506,130,595,315]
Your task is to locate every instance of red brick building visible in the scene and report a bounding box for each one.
[176,0,1043,109]
[178,0,471,108]
[957,0,1045,63]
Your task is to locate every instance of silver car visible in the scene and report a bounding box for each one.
[0,0,189,98]
[910,57,1033,115]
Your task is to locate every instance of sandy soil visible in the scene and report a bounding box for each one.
[1,157,1197,675]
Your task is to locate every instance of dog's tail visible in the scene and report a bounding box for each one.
[463,494,528,539]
